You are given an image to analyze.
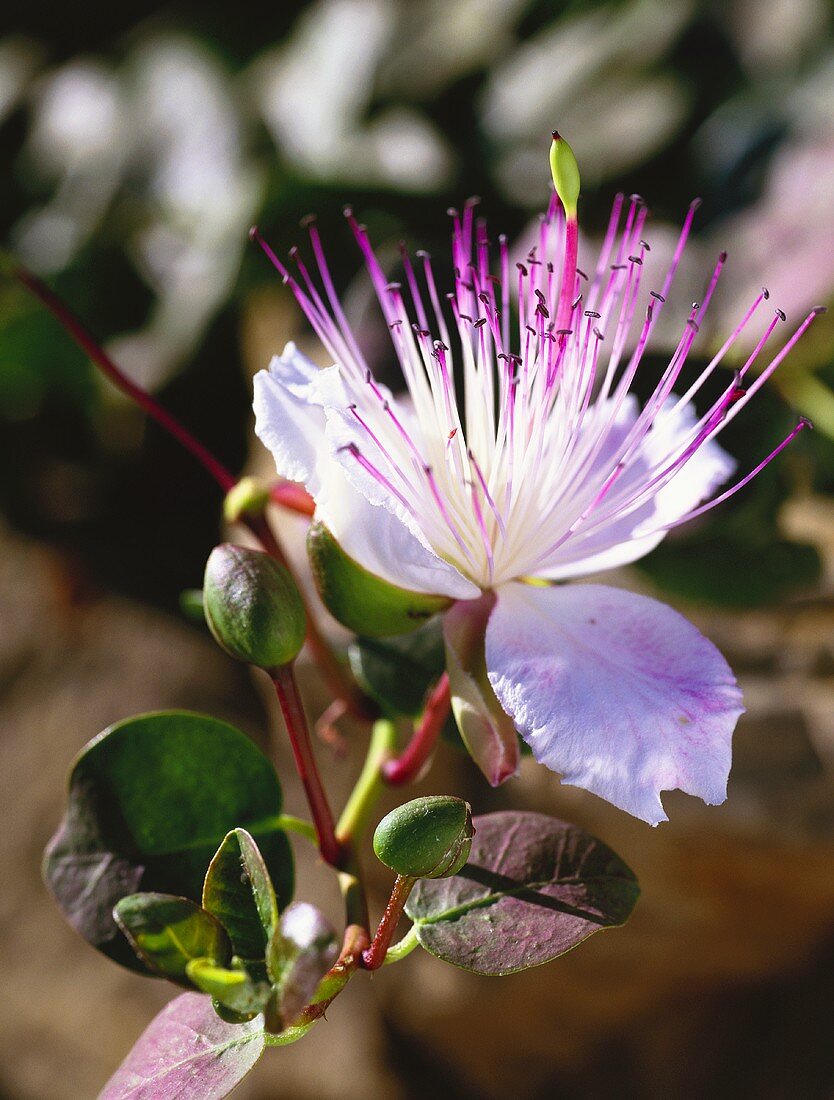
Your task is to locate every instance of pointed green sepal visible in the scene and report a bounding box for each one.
[307,522,452,637]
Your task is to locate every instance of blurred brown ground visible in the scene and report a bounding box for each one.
[1,498,834,1100]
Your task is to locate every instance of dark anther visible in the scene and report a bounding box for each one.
[719,250,728,263]
[687,319,700,332]
[516,262,528,275]
[761,287,770,299]
[650,290,665,302]
[584,310,601,318]
[572,295,582,309]
[555,328,573,336]
[639,240,651,252]
[611,263,627,271]
[389,320,402,329]
[776,308,787,321]
[628,255,643,265]
[547,262,555,273]
[594,327,605,340]
[812,305,828,316]
[473,317,487,328]
[576,267,588,280]
[799,416,814,429]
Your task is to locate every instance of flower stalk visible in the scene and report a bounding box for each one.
[271,664,344,869]
[382,673,450,785]
[360,874,416,971]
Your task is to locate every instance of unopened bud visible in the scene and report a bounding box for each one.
[223,476,270,524]
[373,795,473,879]
[550,131,581,219]
[204,544,306,670]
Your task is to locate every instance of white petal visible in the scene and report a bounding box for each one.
[253,342,328,491]
[537,398,734,581]
[254,348,478,599]
[315,458,480,599]
[485,582,744,825]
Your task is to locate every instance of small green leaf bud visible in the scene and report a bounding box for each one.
[203,544,306,670]
[373,795,473,879]
[550,131,580,219]
[223,476,271,524]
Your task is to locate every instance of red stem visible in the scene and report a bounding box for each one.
[382,672,450,786]
[271,664,345,869]
[361,875,416,971]
[11,263,237,493]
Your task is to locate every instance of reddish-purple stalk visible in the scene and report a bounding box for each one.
[360,874,416,970]
[271,664,346,869]
[383,672,451,786]
[11,263,238,494]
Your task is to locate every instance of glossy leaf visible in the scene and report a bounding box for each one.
[186,958,271,1019]
[267,902,339,1028]
[43,711,293,972]
[114,894,230,987]
[203,828,278,971]
[308,522,451,637]
[405,811,639,975]
[99,992,265,1100]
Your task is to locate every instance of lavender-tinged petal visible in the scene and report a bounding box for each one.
[485,582,744,825]
[536,398,734,580]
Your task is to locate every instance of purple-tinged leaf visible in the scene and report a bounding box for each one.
[405,811,639,975]
[99,992,265,1100]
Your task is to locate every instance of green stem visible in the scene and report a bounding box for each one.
[274,813,318,844]
[336,718,398,844]
[382,924,419,965]
[333,718,398,936]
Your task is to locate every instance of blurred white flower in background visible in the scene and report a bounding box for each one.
[252,0,453,191]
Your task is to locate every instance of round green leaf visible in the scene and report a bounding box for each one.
[405,811,639,975]
[307,522,451,637]
[113,893,231,987]
[203,828,278,971]
[43,711,294,972]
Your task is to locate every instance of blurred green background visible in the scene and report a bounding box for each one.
[2,2,834,1097]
